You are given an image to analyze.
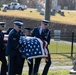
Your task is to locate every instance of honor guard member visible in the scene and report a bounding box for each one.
[6,27,13,34]
[25,28,32,36]
[6,20,24,75]
[31,20,51,75]
[0,22,7,75]
[24,28,33,75]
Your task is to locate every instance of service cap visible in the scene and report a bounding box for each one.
[24,28,32,32]
[42,20,49,26]
[14,20,23,28]
[0,22,6,27]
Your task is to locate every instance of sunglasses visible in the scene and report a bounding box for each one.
[1,25,5,27]
[18,26,22,29]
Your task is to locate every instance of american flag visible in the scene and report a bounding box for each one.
[19,36,48,61]
[4,35,8,43]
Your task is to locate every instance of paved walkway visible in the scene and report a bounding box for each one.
[23,62,73,71]
[23,66,72,72]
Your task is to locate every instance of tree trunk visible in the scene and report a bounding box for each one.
[17,0,27,5]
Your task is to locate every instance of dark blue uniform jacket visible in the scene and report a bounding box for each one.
[6,29,20,56]
[0,30,5,51]
[31,27,51,45]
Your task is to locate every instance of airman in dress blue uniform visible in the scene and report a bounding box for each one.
[31,20,52,75]
[6,27,13,34]
[6,20,24,75]
[0,22,7,75]
[24,28,33,75]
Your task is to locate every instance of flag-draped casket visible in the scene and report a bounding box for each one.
[4,35,8,43]
[4,35,48,60]
[19,36,48,60]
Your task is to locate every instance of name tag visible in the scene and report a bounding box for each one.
[13,38,16,40]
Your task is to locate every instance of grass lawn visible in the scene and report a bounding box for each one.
[48,40,76,63]
[47,70,70,75]
[48,40,76,53]
[0,8,76,25]
[22,70,70,75]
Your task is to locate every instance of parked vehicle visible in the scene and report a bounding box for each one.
[3,2,27,10]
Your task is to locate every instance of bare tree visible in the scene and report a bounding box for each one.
[17,0,45,8]
[17,0,38,8]
[58,0,76,10]
[17,0,27,4]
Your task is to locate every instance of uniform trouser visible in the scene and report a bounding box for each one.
[8,55,25,75]
[0,53,7,75]
[21,58,33,75]
[28,59,33,75]
[33,54,51,75]
[42,54,51,75]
